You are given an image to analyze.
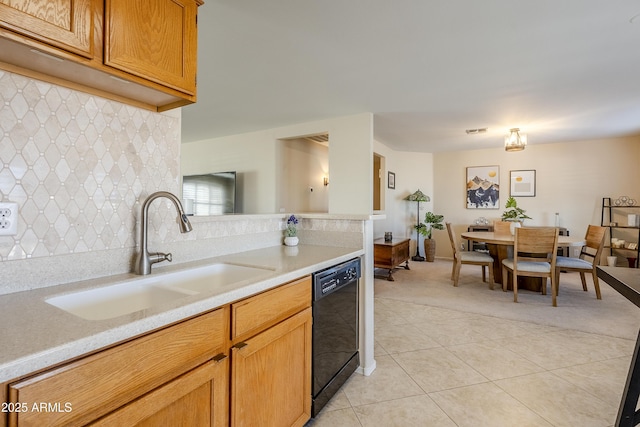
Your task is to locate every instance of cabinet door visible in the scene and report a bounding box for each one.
[0,0,94,57]
[231,308,312,427]
[104,0,198,95]
[90,356,229,427]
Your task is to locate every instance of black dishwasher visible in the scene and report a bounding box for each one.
[311,257,360,417]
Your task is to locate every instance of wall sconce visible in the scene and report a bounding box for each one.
[323,176,329,186]
[505,128,527,152]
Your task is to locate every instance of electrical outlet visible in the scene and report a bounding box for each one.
[0,202,18,236]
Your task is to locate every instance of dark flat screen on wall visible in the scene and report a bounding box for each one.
[182,172,236,215]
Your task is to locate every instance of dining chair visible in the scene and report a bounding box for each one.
[494,221,514,259]
[493,221,512,235]
[446,223,495,288]
[502,227,559,306]
[554,225,606,299]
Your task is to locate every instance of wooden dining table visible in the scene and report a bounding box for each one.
[461,231,586,291]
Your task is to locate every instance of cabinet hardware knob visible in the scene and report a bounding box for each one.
[213,353,227,363]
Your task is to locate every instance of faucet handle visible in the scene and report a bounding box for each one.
[149,252,172,265]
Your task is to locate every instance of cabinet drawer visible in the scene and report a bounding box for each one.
[231,276,311,341]
[8,307,227,427]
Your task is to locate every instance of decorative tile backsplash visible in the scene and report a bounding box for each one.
[0,70,181,261]
[0,70,365,294]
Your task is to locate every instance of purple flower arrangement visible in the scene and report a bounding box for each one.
[285,214,298,237]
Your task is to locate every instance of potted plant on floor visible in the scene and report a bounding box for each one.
[416,211,444,262]
[501,196,532,234]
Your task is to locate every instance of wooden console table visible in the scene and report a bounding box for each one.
[374,238,410,281]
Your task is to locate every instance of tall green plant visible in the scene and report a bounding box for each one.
[416,212,444,239]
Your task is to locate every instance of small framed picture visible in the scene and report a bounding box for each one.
[510,170,536,197]
[628,243,638,250]
[388,171,395,189]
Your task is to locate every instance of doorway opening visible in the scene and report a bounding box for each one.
[373,153,385,212]
[277,133,329,213]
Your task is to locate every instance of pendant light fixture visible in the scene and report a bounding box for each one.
[504,128,527,152]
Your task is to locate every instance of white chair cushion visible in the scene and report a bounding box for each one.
[502,259,551,273]
[460,251,493,262]
[555,256,593,269]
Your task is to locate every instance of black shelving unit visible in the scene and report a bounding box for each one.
[467,224,493,252]
[558,227,569,257]
[602,197,640,268]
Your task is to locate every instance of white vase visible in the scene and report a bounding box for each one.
[509,221,521,235]
[284,236,299,246]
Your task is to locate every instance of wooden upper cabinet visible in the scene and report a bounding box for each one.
[0,0,94,57]
[104,0,198,95]
[0,0,203,110]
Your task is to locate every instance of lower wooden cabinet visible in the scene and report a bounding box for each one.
[231,308,312,427]
[91,355,229,427]
[7,307,228,427]
[3,275,313,427]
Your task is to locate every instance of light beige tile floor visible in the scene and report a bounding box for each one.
[306,259,639,427]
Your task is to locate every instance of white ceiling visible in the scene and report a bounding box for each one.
[181,0,640,152]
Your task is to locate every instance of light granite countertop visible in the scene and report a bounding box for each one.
[0,244,363,383]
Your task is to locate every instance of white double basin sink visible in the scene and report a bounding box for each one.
[45,263,275,321]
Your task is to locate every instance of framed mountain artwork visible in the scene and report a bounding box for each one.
[466,166,499,209]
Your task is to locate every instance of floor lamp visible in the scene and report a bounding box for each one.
[405,189,430,262]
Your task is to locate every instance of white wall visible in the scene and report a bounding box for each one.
[432,136,640,257]
[182,133,279,213]
[324,113,373,215]
[280,138,329,213]
[186,126,639,266]
[373,140,434,256]
[183,113,374,215]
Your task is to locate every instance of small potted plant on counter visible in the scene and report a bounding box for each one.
[284,214,299,246]
[416,211,445,262]
[501,196,532,234]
